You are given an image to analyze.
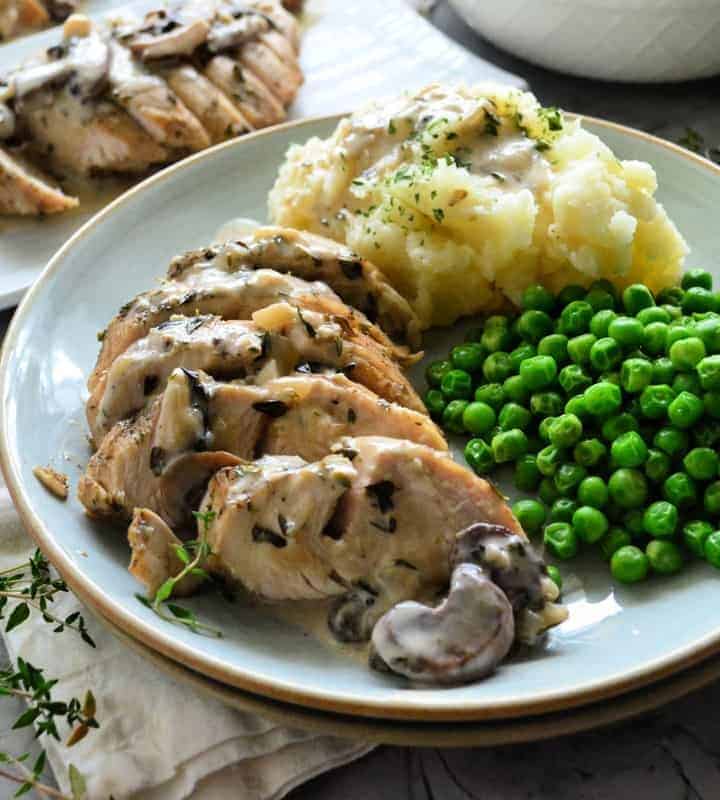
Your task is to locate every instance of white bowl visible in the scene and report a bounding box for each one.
[448,0,720,82]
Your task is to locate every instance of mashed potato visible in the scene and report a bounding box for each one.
[269,83,688,328]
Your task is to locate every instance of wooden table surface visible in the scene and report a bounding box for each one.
[2,4,720,797]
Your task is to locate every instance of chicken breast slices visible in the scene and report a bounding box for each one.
[79,369,445,525]
[87,302,425,444]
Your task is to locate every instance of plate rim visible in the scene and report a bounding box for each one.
[3,112,720,722]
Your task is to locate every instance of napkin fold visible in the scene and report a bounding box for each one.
[0,488,372,799]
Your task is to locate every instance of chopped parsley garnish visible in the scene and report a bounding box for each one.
[432,207,445,224]
[388,119,397,135]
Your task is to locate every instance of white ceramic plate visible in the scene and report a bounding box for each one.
[0,0,522,311]
[3,115,720,722]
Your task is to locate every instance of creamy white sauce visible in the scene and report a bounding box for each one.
[212,215,261,243]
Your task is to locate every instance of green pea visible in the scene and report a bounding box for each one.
[695,317,720,354]
[646,540,683,574]
[622,284,655,315]
[698,355,720,390]
[530,391,565,417]
[590,279,618,299]
[509,343,537,372]
[600,527,632,560]
[537,444,564,476]
[683,520,713,558]
[668,390,704,429]
[516,310,553,343]
[539,477,561,505]
[639,384,675,419]
[601,413,639,442]
[424,389,446,419]
[503,375,530,404]
[637,306,671,325]
[624,509,646,538]
[683,447,719,481]
[577,476,609,509]
[682,286,716,314]
[549,498,578,523]
[609,468,648,509]
[537,333,569,364]
[590,309,618,338]
[653,427,689,458]
[519,355,557,391]
[670,337,706,372]
[515,454,541,491]
[474,383,505,410]
[441,368,473,400]
[546,564,563,591]
[442,399,469,433]
[608,316,644,347]
[704,531,720,568]
[585,287,616,312]
[538,416,556,443]
[558,364,593,396]
[665,325,692,350]
[574,438,607,467]
[544,522,578,559]
[611,545,650,583]
[589,337,622,371]
[567,333,597,365]
[513,499,546,536]
[554,463,587,496]
[483,352,514,383]
[559,301,594,336]
[498,402,532,431]
[643,501,678,539]
[462,401,496,435]
[584,381,622,416]
[573,506,608,543]
[557,285,586,307]
[481,325,513,354]
[491,429,528,463]
[704,391,720,419]
[651,357,675,385]
[464,438,494,474]
[450,343,484,373]
[704,481,720,515]
[645,448,672,484]
[620,358,653,394]
[565,395,590,420]
[657,286,685,306]
[611,431,648,469]
[548,413,583,448]
[682,269,713,291]
[426,359,452,387]
[643,322,670,356]
[672,372,702,395]
[521,284,555,313]
[663,472,698,509]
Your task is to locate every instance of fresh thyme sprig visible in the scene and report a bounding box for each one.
[0,550,99,798]
[137,509,223,638]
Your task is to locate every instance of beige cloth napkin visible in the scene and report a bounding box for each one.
[0,487,372,799]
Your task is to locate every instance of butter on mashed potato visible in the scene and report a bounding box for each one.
[268,83,688,328]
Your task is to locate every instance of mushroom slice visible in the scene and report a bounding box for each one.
[129,18,210,60]
[128,508,206,596]
[452,522,569,644]
[370,563,515,684]
[207,14,270,52]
